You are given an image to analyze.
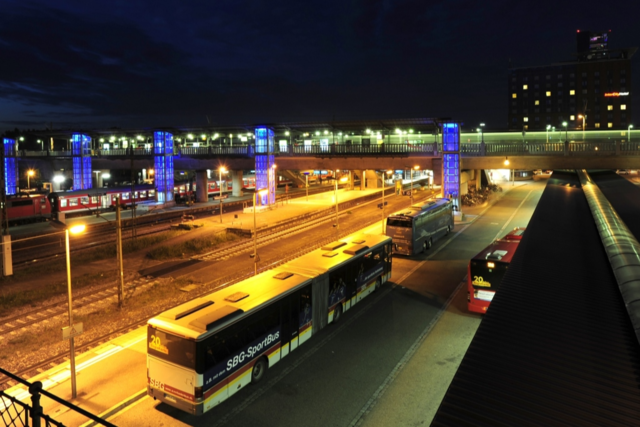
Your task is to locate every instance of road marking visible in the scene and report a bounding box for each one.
[492,190,533,241]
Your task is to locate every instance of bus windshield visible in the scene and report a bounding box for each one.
[387,217,412,228]
[148,325,196,370]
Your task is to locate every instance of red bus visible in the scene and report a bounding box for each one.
[467,228,525,314]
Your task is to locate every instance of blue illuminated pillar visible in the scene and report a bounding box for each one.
[442,123,460,210]
[71,133,92,190]
[254,127,275,206]
[153,131,174,203]
[3,139,18,195]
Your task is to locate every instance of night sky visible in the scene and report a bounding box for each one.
[1,0,638,133]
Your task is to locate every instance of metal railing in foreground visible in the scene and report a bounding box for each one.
[0,367,115,427]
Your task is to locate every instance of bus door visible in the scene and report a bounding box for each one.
[298,285,313,345]
[280,292,300,357]
[100,194,110,209]
[311,275,329,333]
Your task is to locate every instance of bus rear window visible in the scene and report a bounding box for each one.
[148,325,196,369]
[387,217,412,228]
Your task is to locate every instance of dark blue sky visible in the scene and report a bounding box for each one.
[0,0,638,132]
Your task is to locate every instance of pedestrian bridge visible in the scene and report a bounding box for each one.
[16,141,640,171]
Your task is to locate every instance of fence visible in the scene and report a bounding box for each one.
[0,368,114,427]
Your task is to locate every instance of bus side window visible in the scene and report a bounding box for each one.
[299,287,312,326]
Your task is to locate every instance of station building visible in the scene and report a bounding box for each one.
[508,30,636,131]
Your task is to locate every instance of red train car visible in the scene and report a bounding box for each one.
[48,185,156,217]
[5,193,52,224]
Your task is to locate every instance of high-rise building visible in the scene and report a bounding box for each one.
[508,30,636,131]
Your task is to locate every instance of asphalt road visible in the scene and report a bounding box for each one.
[107,181,545,427]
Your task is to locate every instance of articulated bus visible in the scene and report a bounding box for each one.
[385,198,454,255]
[467,228,525,314]
[147,233,392,415]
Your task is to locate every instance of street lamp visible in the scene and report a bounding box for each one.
[546,125,551,143]
[578,115,587,140]
[480,123,485,143]
[629,124,634,142]
[27,170,34,189]
[411,165,419,205]
[334,173,348,231]
[562,121,568,142]
[381,170,393,234]
[65,223,86,399]
[304,172,309,201]
[253,188,268,275]
[219,167,227,223]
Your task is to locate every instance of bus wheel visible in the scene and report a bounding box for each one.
[251,357,268,384]
[375,277,381,292]
[333,304,343,324]
[423,238,432,252]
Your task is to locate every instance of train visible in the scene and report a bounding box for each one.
[4,174,297,224]
[173,175,294,202]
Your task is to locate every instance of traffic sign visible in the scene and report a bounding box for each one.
[62,323,84,340]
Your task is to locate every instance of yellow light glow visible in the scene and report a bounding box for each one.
[504,158,510,166]
[27,170,35,177]
[487,262,495,269]
[149,169,154,175]
[272,164,277,169]
[69,224,86,235]
[257,188,268,196]
[386,170,393,175]
[340,177,348,182]
[220,167,227,173]
[414,165,420,170]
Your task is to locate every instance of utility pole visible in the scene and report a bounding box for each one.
[130,148,137,240]
[115,196,125,309]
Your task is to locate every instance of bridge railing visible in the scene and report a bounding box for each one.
[15,141,640,159]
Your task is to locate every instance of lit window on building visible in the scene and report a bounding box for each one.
[608,123,613,128]
[570,90,575,95]
[512,93,517,99]
[621,104,627,110]
[570,115,575,120]
[523,85,528,90]
[546,91,551,97]
[535,100,540,105]
[607,105,613,111]
[595,123,600,128]
[523,117,529,122]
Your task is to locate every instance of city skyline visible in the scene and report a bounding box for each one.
[1,0,638,133]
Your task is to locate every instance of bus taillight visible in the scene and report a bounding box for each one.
[195,386,203,399]
[487,262,495,269]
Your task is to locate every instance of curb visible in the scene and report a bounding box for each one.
[79,388,147,427]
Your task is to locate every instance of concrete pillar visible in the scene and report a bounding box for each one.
[365,170,380,188]
[476,169,482,190]
[348,170,355,190]
[231,170,243,197]
[196,170,208,202]
[354,170,365,190]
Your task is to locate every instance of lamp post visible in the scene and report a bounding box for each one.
[65,224,86,399]
[304,172,309,201]
[629,124,634,142]
[334,171,339,231]
[27,170,34,189]
[219,167,226,223]
[546,125,551,143]
[578,115,587,141]
[381,170,392,234]
[253,188,267,275]
[562,121,568,142]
